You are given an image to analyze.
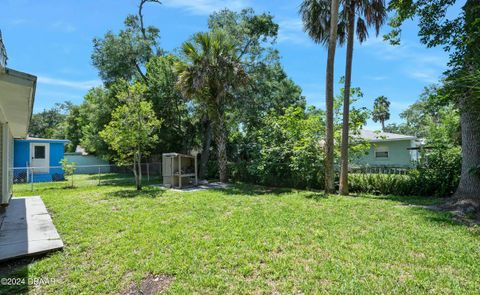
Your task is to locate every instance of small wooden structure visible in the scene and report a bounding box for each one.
[162,153,198,189]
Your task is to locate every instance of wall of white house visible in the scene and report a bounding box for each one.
[1,123,13,205]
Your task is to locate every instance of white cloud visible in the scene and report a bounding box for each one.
[10,19,28,25]
[277,18,314,46]
[51,21,76,33]
[38,76,101,90]
[161,0,250,15]
[407,68,439,84]
[362,36,448,83]
[390,101,412,111]
[367,75,388,81]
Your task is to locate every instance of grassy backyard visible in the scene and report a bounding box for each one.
[2,179,479,294]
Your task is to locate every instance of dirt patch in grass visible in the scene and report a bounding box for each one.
[121,274,174,295]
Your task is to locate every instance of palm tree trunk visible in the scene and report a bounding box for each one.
[381,120,385,131]
[214,107,228,183]
[199,116,212,180]
[339,3,356,196]
[324,0,340,193]
[454,95,480,206]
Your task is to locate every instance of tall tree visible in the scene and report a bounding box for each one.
[340,0,386,195]
[175,31,247,183]
[300,0,340,193]
[29,102,74,145]
[100,83,162,190]
[91,0,161,84]
[387,0,480,209]
[200,8,280,179]
[372,95,390,131]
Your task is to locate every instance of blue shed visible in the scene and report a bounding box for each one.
[14,137,69,182]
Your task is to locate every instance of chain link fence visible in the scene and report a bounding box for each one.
[11,162,163,194]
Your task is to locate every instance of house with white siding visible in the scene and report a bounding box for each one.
[353,129,419,168]
[0,31,37,206]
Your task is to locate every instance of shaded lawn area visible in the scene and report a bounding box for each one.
[2,183,479,294]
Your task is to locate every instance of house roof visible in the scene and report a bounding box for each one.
[0,30,7,71]
[357,130,416,142]
[0,68,36,138]
[15,137,70,144]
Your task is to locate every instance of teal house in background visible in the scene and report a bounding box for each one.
[353,130,419,168]
[14,137,69,182]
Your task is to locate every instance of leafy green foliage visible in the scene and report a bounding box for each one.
[299,0,387,45]
[230,106,325,188]
[349,147,461,197]
[76,84,127,158]
[349,173,415,195]
[333,85,370,159]
[385,85,461,145]
[175,30,247,182]
[229,82,369,190]
[92,14,161,84]
[60,158,77,188]
[28,102,72,139]
[145,55,196,154]
[99,83,162,189]
[414,147,462,196]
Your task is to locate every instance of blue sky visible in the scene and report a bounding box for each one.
[1,0,459,130]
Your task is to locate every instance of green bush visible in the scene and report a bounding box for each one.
[348,147,461,197]
[414,147,461,196]
[349,173,416,196]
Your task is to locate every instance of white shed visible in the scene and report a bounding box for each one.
[162,153,198,189]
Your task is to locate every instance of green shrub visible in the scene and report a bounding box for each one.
[349,173,416,196]
[414,147,461,196]
[348,147,461,197]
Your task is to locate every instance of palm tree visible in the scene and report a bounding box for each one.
[372,95,391,131]
[175,31,246,183]
[300,0,387,194]
[300,0,340,194]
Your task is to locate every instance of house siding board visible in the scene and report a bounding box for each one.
[13,139,67,182]
[13,140,29,168]
[0,124,3,203]
[8,132,13,197]
[49,142,65,176]
[1,124,14,204]
[355,140,413,167]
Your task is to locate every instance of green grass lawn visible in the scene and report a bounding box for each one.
[2,179,479,294]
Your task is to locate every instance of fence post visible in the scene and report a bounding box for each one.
[98,167,101,186]
[147,163,150,182]
[30,168,34,192]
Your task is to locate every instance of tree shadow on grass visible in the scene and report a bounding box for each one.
[304,192,329,201]
[359,194,480,229]
[358,194,444,207]
[219,183,295,196]
[111,187,166,199]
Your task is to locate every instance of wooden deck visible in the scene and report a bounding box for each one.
[0,197,63,262]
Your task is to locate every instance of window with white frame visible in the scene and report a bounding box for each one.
[375,145,389,159]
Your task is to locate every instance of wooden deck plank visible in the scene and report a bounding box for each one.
[0,197,63,262]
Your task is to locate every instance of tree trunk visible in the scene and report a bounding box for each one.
[324,0,340,194]
[132,161,139,191]
[339,4,355,196]
[381,120,385,131]
[137,153,142,190]
[214,108,228,183]
[454,96,480,204]
[199,115,213,180]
